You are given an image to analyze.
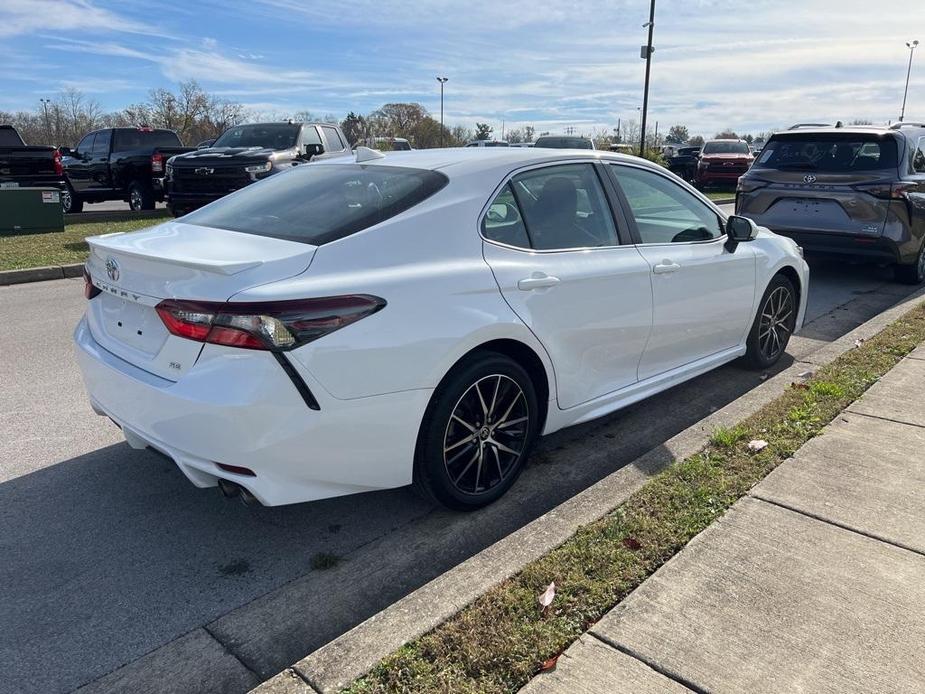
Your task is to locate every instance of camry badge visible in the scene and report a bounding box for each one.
[105,256,120,282]
[195,167,214,175]
[803,174,817,184]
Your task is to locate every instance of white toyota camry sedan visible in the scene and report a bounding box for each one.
[75,147,808,510]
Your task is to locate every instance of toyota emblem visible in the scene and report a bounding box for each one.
[803,174,817,184]
[105,256,120,282]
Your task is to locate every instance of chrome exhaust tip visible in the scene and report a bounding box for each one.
[218,479,241,499]
[238,486,260,507]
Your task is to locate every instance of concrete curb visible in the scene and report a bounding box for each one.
[254,284,925,694]
[65,209,169,224]
[0,263,84,286]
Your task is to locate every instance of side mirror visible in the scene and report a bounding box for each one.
[302,143,324,159]
[197,139,215,149]
[725,215,758,250]
[58,146,72,157]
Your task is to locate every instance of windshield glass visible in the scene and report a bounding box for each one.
[754,134,898,172]
[113,129,181,150]
[0,128,26,146]
[702,141,750,155]
[182,164,449,245]
[212,124,300,150]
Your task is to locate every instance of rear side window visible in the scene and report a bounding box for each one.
[0,128,25,146]
[113,129,182,151]
[912,136,925,174]
[321,127,345,151]
[482,163,618,250]
[754,134,899,172]
[182,164,448,245]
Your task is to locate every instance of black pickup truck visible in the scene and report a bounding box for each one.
[666,145,702,182]
[166,121,351,215]
[0,125,65,195]
[59,127,193,213]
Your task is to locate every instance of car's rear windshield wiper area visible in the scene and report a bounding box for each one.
[776,162,817,171]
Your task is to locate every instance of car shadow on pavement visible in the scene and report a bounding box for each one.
[0,354,794,694]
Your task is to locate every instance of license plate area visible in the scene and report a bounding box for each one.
[98,292,169,356]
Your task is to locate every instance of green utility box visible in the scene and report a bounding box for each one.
[0,187,65,235]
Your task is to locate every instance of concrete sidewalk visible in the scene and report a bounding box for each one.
[524,345,925,694]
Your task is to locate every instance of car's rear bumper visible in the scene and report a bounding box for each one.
[759,228,902,263]
[74,316,431,506]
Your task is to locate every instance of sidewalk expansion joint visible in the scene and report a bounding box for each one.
[201,624,265,686]
[749,494,925,559]
[846,409,925,430]
[588,631,710,694]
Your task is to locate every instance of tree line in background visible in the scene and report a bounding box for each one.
[2,81,826,152]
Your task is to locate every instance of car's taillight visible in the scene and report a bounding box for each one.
[151,152,164,174]
[155,295,386,351]
[53,149,63,176]
[737,178,768,194]
[83,267,101,299]
[852,182,910,200]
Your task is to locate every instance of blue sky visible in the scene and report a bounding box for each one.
[2,0,923,137]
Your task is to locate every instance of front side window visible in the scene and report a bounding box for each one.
[76,132,96,156]
[505,163,619,250]
[322,127,345,151]
[611,165,724,244]
[90,131,110,157]
[182,164,448,245]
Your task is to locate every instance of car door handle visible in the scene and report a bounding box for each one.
[652,260,681,274]
[517,274,561,290]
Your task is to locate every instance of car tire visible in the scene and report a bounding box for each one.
[61,183,82,214]
[413,352,539,510]
[894,242,925,285]
[744,274,797,370]
[128,181,155,211]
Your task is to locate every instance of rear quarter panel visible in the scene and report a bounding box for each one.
[230,185,556,401]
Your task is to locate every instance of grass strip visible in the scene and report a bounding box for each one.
[346,301,925,693]
[0,214,168,271]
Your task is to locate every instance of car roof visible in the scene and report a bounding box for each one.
[770,126,911,137]
[313,147,653,176]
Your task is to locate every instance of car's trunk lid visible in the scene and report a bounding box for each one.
[84,221,316,380]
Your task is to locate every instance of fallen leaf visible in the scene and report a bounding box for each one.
[798,370,814,379]
[622,537,642,551]
[748,439,769,453]
[791,381,809,390]
[540,654,560,671]
[854,338,865,348]
[538,581,556,613]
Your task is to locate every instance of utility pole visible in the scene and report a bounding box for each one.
[900,40,919,122]
[39,98,51,144]
[654,120,659,148]
[639,0,656,156]
[436,76,448,146]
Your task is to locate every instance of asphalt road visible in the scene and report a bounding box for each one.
[1,227,918,693]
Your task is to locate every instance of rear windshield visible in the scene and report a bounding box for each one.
[181,164,449,245]
[113,129,181,150]
[535,137,594,149]
[702,141,750,154]
[0,127,26,147]
[213,123,300,150]
[754,134,899,172]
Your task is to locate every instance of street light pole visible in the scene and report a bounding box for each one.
[639,0,656,157]
[436,76,448,147]
[39,98,51,144]
[900,40,919,122]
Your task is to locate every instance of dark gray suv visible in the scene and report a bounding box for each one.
[736,123,925,283]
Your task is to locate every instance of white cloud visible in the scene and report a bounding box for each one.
[0,0,171,38]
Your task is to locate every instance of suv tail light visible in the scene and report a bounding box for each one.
[736,179,769,194]
[155,295,386,351]
[53,149,64,176]
[151,152,165,174]
[852,182,911,200]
